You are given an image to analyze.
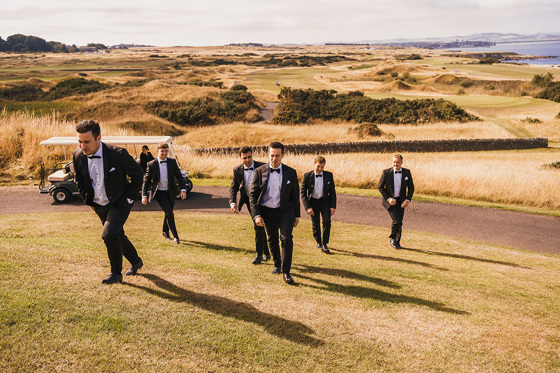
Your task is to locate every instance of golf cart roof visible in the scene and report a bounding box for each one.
[40,136,173,146]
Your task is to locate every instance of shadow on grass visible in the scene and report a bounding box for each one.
[331,247,448,271]
[293,272,469,315]
[126,273,324,346]
[399,246,530,269]
[183,240,253,254]
[294,264,401,289]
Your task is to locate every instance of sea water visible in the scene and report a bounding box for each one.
[458,40,560,65]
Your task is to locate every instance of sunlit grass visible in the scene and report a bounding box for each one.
[1,211,559,372]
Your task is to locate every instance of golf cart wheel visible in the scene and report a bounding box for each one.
[52,188,71,203]
[185,179,193,193]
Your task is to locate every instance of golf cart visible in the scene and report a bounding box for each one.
[39,136,193,203]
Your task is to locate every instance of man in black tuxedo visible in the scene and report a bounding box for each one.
[250,142,300,284]
[229,146,270,265]
[73,120,144,284]
[378,154,414,249]
[142,142,187,244]
[301,156,336,254]
[139,145,154,173]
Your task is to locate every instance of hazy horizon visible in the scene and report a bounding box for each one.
[2,0,559,47]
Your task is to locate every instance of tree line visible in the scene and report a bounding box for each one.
[0,34,107,53]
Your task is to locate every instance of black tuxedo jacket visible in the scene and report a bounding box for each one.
[249,163,301,219]
[142,158,188,203]
[73,142,144,207]
[300,170,337,210]
[378,167,414,209]
[229,160,265,212]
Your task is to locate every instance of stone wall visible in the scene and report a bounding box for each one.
[191,137,548,155]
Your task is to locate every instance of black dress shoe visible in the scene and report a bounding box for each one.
[162,232,171,240]
[263,253,270,261]
[321,244,330,254]
[173,238,180,244]
[283,273,294,284]
[101,273,123,284]
[316,243,322,248]
[271,267,281,274]
[396,240,403,249]
[252,254,263,265]
[125,258,143,276]
[390,239,399,249]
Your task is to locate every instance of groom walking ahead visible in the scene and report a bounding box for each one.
[73,120,144,284]
[250,142,300,284]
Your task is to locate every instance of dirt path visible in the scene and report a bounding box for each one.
[258,102,278,122]
[1,186,558,255]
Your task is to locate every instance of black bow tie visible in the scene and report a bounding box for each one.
[394,171,402,174]
[270,168,280,173]
[88,155,101,159]
[245,167,253,171]
[160,160,167,163]
[315,174,322,177]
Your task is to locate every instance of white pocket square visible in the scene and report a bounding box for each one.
[327,181,331,184]
[109,167,116,172]
[287,180,291,184]
[405,177,408,180]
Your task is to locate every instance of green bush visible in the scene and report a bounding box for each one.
[272,87,479,125]
[0,85,45,101]
[146,86,260,126]
[535,82,560,102]
[531,73,554,88]
[353,122,383,138]
[44,78,109,100]
[522,117,542,123]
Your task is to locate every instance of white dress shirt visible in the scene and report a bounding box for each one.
[87,143,109,206]
[243,161,256,196]
[311,172,324,199]
[262,164,282,208]
[393,168,402,198]
[157,158,169,191]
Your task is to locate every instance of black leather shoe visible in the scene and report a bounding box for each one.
[321,244,330,254]
[101,273,123,284]
[252,255,263,265]
[125,259,143,276]
[283,273,294,284]
[263,253,270,261]
[272,267,281,274]
[173,238,180,244]
[390,239,399,249]
[316,243,322,248]
[162,232,171,240]
[396,240,403,249]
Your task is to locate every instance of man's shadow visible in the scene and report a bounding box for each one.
[126,273,323,346]
[293,266,469,315]
[330,247,448,271]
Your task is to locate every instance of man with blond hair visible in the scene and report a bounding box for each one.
[142,142,187,244]
[378,153,414,249]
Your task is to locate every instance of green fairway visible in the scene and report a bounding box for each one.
[1,212,559,372]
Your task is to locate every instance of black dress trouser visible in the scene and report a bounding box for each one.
[260,206,295,273]
[387,196,405,242]
[155,190,179,239]
[309,197,332,245]
[94,196,140,275]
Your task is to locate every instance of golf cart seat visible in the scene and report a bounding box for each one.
[48,169,71,182]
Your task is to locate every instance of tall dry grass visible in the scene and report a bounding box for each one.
[175,149,560,211]
[176,121,512,149]
[0,110,136,182]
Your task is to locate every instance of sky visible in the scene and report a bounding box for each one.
[2,0,560,47]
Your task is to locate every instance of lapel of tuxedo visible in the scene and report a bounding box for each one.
[388,169,395,195]
[280,164,287,199]
[102,143,111,181]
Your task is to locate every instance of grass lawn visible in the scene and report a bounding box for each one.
[1,212,559,372]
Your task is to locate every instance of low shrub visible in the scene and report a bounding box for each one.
[542,161,560,169]
[535,82,560,102]
[352,122,383,138]
[272,87,479,125]
[522,117,542,123]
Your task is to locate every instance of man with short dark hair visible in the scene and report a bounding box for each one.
[73,120,144,284]
[142,142,187,244]
[139,145,154,173]
[378,153,414,249]
[301,156,336,253]
[250,142,300,284]
[229,146,270,264]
